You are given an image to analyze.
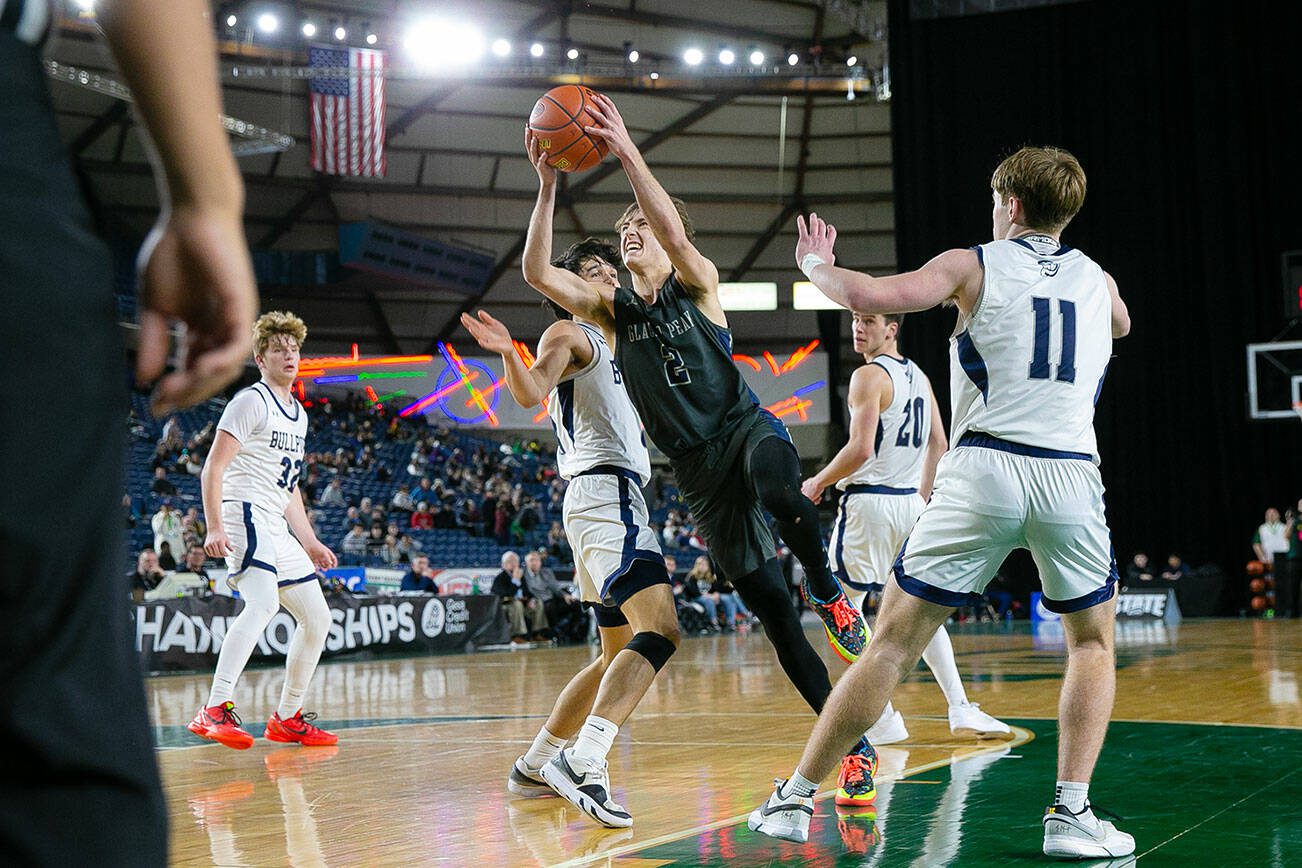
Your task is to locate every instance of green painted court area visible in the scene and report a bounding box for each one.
[624,720,1302,867]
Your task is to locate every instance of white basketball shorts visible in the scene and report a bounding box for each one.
[562,468,665,607]
[896,435,1117,613]
[829,485,926,607]
[221,500,316,590]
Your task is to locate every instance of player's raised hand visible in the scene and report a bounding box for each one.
[582,93,636,161]
[305,539,337,571]
[460,310,516,356]
[204,527,233,558]
[800,477,825,504]
[524,127,557,185]
[795,212,838,272]
[136,205,258,416]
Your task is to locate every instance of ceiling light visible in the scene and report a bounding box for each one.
[530,42,544,57]
[718,48,735,65]
[649,71,659,80]
[301,21,316,37]
[404,18,485,67]
[846,55,858,66]
[334,25,347,40]
[492,38,511,57]
[749,50,765,66]
[683,47,703,65]
[366,32,378,45]
[226,13,237,27]
[787,52,799,66]
[566,47,579,60]
[628,49,639,63]
[256,12,278,34]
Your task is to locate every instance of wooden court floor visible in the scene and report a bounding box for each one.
[147,618,1302,866]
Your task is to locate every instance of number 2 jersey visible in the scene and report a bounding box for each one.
[952,234,1112,462]
[613,273,759,459]
[215,381,307,514]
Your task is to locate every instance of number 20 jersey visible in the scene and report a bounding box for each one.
[215,381,308,514]
[951,234,1112,462]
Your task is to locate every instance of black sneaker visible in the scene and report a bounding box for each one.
[539,748,632,828]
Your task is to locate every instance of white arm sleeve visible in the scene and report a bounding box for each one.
[216,389,269,445]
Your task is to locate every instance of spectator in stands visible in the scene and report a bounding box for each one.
[662,509,684,547]
[494,500,514,546]
[1161,553,1190,582]
[397,533,423,563]
[491,551,548,643]
[306,508,322,539]
[123,494,139,529]
[481,488,499,537]
[380,534,403,566]
[341,505,360,531]
[411,501,434,530]
[158,415,182,454]
[412,477,435,506]
[664,554,677,582]
[341,523,368,558]
[400,554,438,593]
[1126,552,1155,583]
[547,521,572,564]
[129,549,165,602]
[179,545,211,591]
[151,500,184,559]
[711,571,753,631]
[432,501,457,530]
[523,550,580,640]
[458,498,481,535]
[365,524,386,554]
[366,507,386,530]
[390,484,414,514]
[318,477,345,507]
[1281,501,1302,618]
[1253,507,1289,567]
[150,466,177,497]
[683,556,721,631]
[182,506,206,548]
[156,540,177,571]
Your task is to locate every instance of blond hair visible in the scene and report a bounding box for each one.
[991,146,1086,233]
[616,198,696,242]
[253,311,307,357]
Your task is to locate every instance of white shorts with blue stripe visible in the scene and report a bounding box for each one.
[562,466,664,607]
[829,485,925,608]
[220,500,316,591]
[896,433,1117,614]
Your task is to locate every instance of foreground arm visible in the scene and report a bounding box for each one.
[919,383,948,501]
[801,366,888,503]
[285,492,337,571]
[460,311,591,408]
[98,0,257,414]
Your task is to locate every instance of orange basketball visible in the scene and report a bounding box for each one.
[1246,560,1266,576]
[1249,578,1266,594]
[1250,595,1267,611]
[528,85,609,173]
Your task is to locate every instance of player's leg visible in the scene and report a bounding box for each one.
[732,558,832,713]
[924,626,1011,738]
[265,574,336,745]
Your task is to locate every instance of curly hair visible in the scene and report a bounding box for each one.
[252,310,307,357]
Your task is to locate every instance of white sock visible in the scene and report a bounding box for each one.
[922,627,970,708]
[522,727,567,770]
[570,715,618,762]
[1055,780,1089,813]
[206,568,279,708]
[782,770,819,799]
[276,579,331,719]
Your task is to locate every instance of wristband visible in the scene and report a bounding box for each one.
[799,253,826,279]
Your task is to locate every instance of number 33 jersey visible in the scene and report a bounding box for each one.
[952,235,1112,462]
[216,381,308,515]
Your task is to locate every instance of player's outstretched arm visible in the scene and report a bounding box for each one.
[521,131,614,325]
[460,311,592,408]
[98,0,257,415]
[285,490,337,571]
[801,365,889,503]
[796,213,981,314]
[920,382,948,501]
[1105,272,1131,338]
[583,94,719,295]
[200,431,241,557]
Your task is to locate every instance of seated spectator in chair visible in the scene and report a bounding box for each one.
[156,540,178,571]
[390,484,414,514]
[150,466,177,497]
[710,572,752,631]
[178,544,212,593]
[379,534,403,566]
[182,506,206,548]
[412,477,435,506]
[1126,552,1155,584]
[400,554,439,593]
[129,549,165,602]
[397,533,423,563]
[123,494,140,529]
[457,498,480,535]
[432,501,457,530]
[365,524,386,555]
[318,477,346,507]
[1254,508,1289,568]
[547,520,572,564]
[683,556,721,631]
[522,550,580,642]
[410,501,435,530]
[341,523,368,558]
[1161,553,1189,582]
[490,551,548,642]
[339,505,361,532]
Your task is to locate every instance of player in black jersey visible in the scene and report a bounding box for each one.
[522,97,878,804]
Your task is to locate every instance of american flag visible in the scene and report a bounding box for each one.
[309,45,386,177]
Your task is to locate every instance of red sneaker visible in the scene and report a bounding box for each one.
[188,702,255,750]
[265,710,338,746]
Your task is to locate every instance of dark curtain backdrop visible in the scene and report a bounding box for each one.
[886,0,1302,601]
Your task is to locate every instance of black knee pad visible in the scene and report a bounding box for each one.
[625,631,677,672]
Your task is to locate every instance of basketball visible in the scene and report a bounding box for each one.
[527,85,609,172]
[1250,595,1267,611]
[1249,578,1266,594]
[1246,560,1266,576]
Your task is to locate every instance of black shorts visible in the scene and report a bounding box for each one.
[0,31,166,865]
[670,408,794,580]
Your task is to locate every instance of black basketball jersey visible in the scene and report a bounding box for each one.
[613,273,759,458]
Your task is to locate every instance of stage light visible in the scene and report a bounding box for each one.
[628,49,639,63]
[301,21,316,37]
[225,13,238,27]
[566,47,579,60]
[530,42,545,58]
[749,49,765,66]
[684,47,703,65]
[846,55,858,66]
[787,52,800,66]
[334,25,346,40]
[256,12,278,34]
[719,48,735,65]
[492,38,511,56]
[405,18,485,67]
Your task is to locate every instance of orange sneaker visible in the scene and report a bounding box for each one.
[188,702,255,750]
[834,744,879,807]
[265,710,338,746]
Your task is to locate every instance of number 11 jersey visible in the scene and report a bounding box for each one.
[952,235,1112,462]
[216,381,308,514]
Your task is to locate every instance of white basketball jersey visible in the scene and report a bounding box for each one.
[951,234,1111,460]
[548,323,652,485]
[840,355,932,490]
[216,381,308,514]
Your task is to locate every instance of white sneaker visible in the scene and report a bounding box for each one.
[539,748,633,828]
[506,756,554,798]
[748,779,814,843]
[1042,804,1135,859]
[948,701,1012,739]
[865,708,909,745]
